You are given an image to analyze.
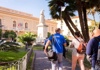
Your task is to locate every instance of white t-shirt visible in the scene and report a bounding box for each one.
[71,37,84,56]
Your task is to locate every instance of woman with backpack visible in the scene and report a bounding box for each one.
[70,31,85,70]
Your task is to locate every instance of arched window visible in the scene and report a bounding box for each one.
[25,23,28,28]
[13,21,16,28]
[0,19,1,25]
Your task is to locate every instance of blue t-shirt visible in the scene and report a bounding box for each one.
[48,33,66,53]
[86,36,100,68]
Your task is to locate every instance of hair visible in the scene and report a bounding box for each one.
[55,28,61,33]
[74,31,81,37]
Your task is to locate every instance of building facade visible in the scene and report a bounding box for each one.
[57,16,93,37]
[0,6,57,35]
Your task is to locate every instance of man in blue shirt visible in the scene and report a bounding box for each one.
[44,28,66,70]
[86,28,100,70]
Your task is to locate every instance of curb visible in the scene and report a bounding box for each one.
[31,51,36,70]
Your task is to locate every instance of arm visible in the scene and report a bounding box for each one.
[63,43,67,47]
[86,39,94,55]
[70,40,74,48]
[86,39,94,62]
[44,40,51,55]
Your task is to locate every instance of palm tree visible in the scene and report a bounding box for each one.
[48,0,80,37]
[47,0,100,42]
[17,32,37,46]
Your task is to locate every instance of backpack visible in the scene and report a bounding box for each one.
[76,38,86,54]
[95,37,100,66]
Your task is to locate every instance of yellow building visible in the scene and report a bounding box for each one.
[0,6,57,35]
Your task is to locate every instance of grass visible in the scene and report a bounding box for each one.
[33,45,43,51]
[26,52,34,70]
[0,65,18,70]
[0,50,26,62]
[66,49,91,69]
[0,48,27,70]
[84,57,91,68]
[66,50,72,60]
[0,66,4,69]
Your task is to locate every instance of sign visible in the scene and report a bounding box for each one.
[18,23,23,28]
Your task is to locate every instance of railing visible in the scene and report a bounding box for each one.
[1,46,33,70]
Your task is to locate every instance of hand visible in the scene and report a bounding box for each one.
[44,49,47,55]
[86,55,92,63]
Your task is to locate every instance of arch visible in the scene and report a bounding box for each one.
[13,21,16,27]
[25,22,28,28]
[0,19,1,25]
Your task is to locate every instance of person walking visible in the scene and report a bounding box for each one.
[70,31,85,70]
[86,28,100,70]
[43,37,49,50]
[44,28,66,70]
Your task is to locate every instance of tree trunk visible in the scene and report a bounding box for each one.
[76,0,86,41]
[63,17,75,37]
[82,2,90,42]
[65,11,79,32]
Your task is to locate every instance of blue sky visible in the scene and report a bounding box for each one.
[0,0,99,22]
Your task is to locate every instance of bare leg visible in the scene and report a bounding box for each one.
[51,61,57,70]
[72,55,77,70]
[78,55,85,70]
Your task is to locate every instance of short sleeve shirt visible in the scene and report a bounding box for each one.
[86,36,100,67]
[48,33,66,53]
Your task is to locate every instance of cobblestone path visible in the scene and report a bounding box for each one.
[34,51,80,70]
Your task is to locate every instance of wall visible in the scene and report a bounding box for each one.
[0,6,57,35]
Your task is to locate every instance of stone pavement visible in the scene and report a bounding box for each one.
[33,51,80,70]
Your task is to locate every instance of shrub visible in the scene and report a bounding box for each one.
[0,41,20,52]
[3,30,17,40]
[17,32,37,45]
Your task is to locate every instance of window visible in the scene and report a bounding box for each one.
[0,19,2,25]
[25,23,28,28]
[13,21,16,28]
[0,19,2,28]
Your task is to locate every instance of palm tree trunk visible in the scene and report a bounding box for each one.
[65,11,79,32]
[82,3,90,42]
[76,0,87,41]
[62,11,83,38]
[63,17,75,37]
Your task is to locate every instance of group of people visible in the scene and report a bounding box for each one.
[43,28,100,70]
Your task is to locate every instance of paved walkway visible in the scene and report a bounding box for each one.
[34,51,80,70]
